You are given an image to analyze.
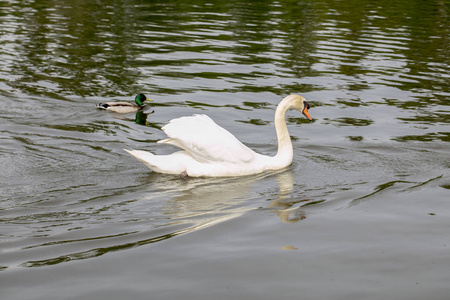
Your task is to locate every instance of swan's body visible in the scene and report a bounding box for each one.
[96,94,150,113]
[125,94,311,177]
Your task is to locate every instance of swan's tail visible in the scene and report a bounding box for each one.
[124,149,159,171]
[124,149,189,175]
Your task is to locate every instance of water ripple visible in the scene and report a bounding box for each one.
[0,0,449,275]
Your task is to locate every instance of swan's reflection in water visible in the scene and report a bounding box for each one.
[22,169,310,268]
[267,172,307,223]
[152,169,308,226]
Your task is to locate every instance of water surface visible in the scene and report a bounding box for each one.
[1,0,449,299]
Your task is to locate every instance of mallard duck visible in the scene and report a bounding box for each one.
[125,94,312,177]
[96,94,151,113]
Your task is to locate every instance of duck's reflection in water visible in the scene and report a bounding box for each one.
[134,110,154,125]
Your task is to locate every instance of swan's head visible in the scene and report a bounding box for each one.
[302,100,312,121]
[285,94,312,121]
[135,93,151,106]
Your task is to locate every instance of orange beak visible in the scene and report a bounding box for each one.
[302,106,312,121]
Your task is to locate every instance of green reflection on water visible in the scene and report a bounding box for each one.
[1,0,448,102]
[393,132,450,142]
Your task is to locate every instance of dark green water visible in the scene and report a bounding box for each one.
[1,0,449,299]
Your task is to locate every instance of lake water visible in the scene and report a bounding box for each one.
[1,0,449,299]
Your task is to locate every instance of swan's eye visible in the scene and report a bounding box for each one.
[303,100,310,109]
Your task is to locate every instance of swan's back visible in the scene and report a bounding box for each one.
[159,114,256,163]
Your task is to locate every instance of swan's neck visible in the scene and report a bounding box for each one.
[273,98,293,166]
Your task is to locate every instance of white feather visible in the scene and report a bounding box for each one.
[159,114,255,164]
[125,94,310,177]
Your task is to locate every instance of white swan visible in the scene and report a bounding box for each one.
[125,94,312,177]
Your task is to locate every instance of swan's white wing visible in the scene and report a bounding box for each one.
[159,114,256,163]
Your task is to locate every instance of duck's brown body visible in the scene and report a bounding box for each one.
[96,102,146,113]
[96,94,150,113]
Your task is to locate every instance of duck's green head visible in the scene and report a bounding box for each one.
[135,94,151,106]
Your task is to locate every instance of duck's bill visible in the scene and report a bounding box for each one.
[302,107,312,121]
